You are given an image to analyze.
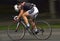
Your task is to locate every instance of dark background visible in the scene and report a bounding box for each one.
[0,0,60,21]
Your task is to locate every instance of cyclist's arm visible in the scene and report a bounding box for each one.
[17,9,24,19]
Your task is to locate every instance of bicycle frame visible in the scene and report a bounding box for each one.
[7,15,52,40]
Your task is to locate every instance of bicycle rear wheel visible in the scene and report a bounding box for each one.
[7,21,25,41]
[34,20,52,40]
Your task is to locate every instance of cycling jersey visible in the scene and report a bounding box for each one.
[22,3,35,11]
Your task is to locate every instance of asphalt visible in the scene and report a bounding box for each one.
[0,29,60,41]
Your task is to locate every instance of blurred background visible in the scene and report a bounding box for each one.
[0,0,60,28]
[0,0,60,41]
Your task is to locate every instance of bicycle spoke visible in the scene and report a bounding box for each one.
[34,20,52,40]
[7,21,25,41]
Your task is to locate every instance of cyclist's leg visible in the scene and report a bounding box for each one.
[22,6,39,29]
[29,6,39,33]
[21,7,35,28]
[22,12,30,28]
[29,15,39,34]
[21,11,38,33]
[29,18,38,31]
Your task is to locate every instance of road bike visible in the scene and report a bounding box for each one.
[7,14,52,41]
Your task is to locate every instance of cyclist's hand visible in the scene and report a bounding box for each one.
[14,16,19,22]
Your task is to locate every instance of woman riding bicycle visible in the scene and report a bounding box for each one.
[14,1,39,34]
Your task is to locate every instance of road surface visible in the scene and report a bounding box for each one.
[0,29,60,41]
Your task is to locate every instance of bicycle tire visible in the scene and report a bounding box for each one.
[7,20,25,41]
[34,20,52,40]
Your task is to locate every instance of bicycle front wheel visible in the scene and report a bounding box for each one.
[7,21,25,41]
[34,20,52,40]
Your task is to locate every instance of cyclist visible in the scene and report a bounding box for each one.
[14,2,39,34]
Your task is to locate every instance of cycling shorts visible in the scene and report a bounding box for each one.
[27,6,39,18]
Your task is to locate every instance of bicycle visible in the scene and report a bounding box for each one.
[7,14,52,41]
